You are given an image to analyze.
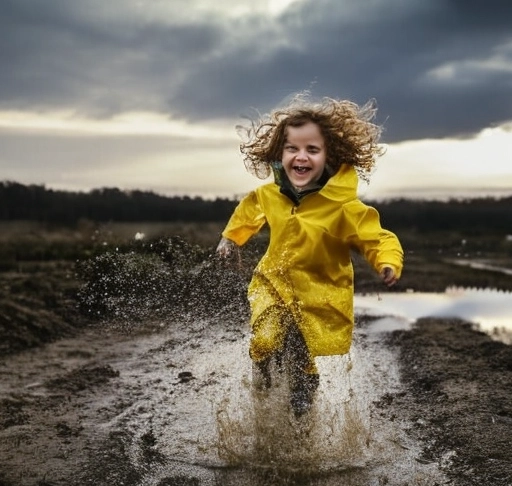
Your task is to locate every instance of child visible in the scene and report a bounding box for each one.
[216,93,403,418]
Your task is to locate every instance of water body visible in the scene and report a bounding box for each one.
[355,287,512,343]
[448,258,512,277]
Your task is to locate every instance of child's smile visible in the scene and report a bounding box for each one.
[282,122,326,191]
[293,166,311,174]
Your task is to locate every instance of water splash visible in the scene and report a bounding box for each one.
[210,332,446,485]
[75,235,250,327]
[215,358,370,478]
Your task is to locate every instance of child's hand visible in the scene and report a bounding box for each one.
[216,237,236,258]
[381,266,398,287]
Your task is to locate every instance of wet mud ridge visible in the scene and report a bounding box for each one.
[386,318,512,486]
[0,315,511,486]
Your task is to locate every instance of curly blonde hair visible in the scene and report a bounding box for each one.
[237,93,385,183]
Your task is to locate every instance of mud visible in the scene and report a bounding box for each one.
[0,309,511,485]
[385,318,512,486]
[0,234,511,485]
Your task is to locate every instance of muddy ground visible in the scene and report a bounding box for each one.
[385,318,512,485]
[0,228,511,486]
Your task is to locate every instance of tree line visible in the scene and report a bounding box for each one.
[376,197,512,235]
[1,180,511,234]
[0,181,236,224]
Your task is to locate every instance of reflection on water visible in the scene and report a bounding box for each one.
[449,259,512,276]
[355,287,512,343]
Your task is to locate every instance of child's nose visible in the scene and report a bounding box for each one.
[296,149,308,160]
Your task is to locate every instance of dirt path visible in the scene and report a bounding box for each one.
[0,313,458,486]
[386,318,512,486]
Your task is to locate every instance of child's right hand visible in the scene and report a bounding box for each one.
[216,237,236,258]
[381,266,398,287]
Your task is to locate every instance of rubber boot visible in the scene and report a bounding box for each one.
[286,326,319,418]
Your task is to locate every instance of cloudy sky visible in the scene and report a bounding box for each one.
[1,0,511,200]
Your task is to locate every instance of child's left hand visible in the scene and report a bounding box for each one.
[381,266,398,287]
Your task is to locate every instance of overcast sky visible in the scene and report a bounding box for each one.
[1,0,511,200]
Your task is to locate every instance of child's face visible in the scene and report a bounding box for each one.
[282,122,327,191]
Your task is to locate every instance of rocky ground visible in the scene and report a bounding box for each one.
[0,231,511,486]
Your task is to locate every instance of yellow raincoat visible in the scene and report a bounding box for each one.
[222,164,403,359]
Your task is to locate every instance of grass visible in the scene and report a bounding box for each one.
[1,221,511,293]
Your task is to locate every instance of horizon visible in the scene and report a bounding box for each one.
[3,178,512,204]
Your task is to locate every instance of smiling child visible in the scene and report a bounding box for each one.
[216,93,403,417]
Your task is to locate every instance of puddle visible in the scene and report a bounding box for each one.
[355,287,512,343]
[9,286,511,484]
[448,258,512,276]
[0,313,452,485]
[109,323,449,485]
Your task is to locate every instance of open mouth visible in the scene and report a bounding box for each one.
[293,166,311,174]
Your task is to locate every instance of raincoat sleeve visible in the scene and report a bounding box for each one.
[221,190,267,246]
[343,200,403,278]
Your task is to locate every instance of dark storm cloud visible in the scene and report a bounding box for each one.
[0,0,224,115]
[168,0,512,141]
[1,0,511,141]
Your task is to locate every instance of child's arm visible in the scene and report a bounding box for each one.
[343,201,404,283]
[216,191,267,255]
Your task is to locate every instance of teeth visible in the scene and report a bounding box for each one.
[295,166,310,173]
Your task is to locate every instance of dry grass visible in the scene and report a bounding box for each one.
[0,220,225,246]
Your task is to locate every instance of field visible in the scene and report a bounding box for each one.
[0,221,511,485]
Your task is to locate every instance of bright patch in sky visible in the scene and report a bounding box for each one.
[0,111,235,140]
[268,0,300,15]
[1,108,511,199]
[424,39,512,85]
[195,0,299,17]
[364,124,512,200]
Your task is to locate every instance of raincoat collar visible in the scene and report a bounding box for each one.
[271,161,332,205]
[272,161,358,205]
[319,163,358,203]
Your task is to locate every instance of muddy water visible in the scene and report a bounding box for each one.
[207,326,447,486]
[0,313,448,486]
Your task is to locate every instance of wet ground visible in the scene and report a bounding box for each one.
[0,313,446,486]
[385,317,512,486]
[0,229,511,486]
[1,305,511,485]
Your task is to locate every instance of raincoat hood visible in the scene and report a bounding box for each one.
[319,163,359,203]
